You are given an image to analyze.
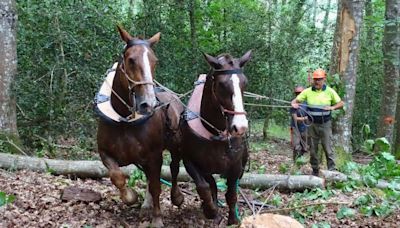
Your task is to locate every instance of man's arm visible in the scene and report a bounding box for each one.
[291,98,300,109]
[324,100,344,111]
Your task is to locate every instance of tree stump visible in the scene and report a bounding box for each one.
[240,213,303,228]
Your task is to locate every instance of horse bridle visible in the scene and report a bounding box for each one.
[120,39,155,90]
[210,68,248,116]
[206,68,249,155]
[116,39,157,117]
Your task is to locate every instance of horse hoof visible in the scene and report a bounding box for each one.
[171,189,184,207]
[121,188,138,205]
[227,214,239,225]
[213,214,223,225]
[202,203,218,219]
[151,217,164,228]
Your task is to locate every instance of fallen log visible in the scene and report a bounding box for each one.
[0,153,323,190]
[1,153,398,191]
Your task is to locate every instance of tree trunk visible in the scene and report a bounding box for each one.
[395,94,400,158]
[377,0,400,145]
[330,0,365,153]
[312,0,317,26]
[0,0,18,137]
[321,0,332,34]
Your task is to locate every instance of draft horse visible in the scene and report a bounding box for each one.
[173,51,252,225]
[96,26,183,227]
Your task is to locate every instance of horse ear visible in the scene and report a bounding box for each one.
[148,32,161,47]
[239,50,252,67]
[203,52,221,69]
[117,25,133,43]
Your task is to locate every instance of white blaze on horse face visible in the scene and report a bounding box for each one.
[142,47,157,107]
[231,74,248,133]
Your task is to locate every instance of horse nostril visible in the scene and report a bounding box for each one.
[139,102,152,114]
[232,125,238,133]
[232,125,247,135]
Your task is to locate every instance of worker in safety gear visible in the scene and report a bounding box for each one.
[290,86,309,161]
[291,69,344,176]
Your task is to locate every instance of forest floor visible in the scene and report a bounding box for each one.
[1,136,399,228]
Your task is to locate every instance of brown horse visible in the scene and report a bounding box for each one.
[96,26,183,227]
[172,51,252,225]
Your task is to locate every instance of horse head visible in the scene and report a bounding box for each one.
[203,50,252,137]
[117,26,160,115]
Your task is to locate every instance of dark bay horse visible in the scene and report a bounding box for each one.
[172,51,252,225]
[96,26,183,227]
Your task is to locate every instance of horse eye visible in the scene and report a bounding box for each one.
[128,58,136,65]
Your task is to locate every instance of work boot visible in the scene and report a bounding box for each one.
[312,169,319,177]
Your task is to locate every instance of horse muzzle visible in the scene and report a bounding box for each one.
[229,115,248,136]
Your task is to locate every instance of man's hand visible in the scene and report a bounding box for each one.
[324,106,335,111]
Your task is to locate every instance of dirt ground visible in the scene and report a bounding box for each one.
[1,139,399,227]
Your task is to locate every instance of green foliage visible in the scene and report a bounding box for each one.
[295,155,308,167]
[16,0,126,153]
[278,163,290,174]
[336,207,356,220]
[271,194,282,207]
[0,132,24,154]
[311,222,331,228]
[128,169,146,188]
[353,0,385,145]
[0,191,15,207]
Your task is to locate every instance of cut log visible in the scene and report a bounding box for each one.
[1,153,398,191]
[240,213,304,228]
[239,173,324,190]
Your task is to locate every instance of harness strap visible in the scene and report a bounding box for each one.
[125,39,149,49]
[213,69,243,76]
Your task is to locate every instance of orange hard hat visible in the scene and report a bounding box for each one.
[294,86,304,93]
[313,69,326,79]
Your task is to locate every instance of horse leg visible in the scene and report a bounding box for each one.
[141,159,164,228]
[142,182,153,209]
[226,176,240,225]
[204,175,223,224]
[100,152,138,205]
[170,150,184,206]
[183,160,218,219]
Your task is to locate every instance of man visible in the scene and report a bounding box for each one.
[291,69,344,176]
[290,86,308,161]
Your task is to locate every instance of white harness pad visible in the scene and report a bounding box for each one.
[94,63,145,123]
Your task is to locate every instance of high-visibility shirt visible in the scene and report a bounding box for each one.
[296,85,341,123]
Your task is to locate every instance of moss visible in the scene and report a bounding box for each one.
[335,146,352,170]
[0,132,24,154]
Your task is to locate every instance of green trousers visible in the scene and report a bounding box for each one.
[308,120,336,170]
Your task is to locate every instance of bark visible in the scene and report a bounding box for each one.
[330,0,365,153]
[1,153,399,191]
[395,94,400,158]
[377,0,400,145]
[364,0,374,46]
[0,0,18,135]
[321,0,332,34]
